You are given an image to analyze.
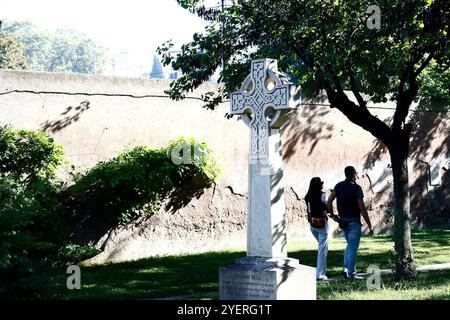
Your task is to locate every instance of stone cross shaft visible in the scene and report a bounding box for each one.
[230,59,293,258]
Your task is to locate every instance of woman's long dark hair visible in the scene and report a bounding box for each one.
[304,177,323,203]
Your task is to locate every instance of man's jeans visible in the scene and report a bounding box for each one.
[342,221,362,278]
[310,222,329,279]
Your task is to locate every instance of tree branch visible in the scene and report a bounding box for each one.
[393,71,418,133]
[293,43,315,70]
[324,83,393,147]
[394,50,424,133]
[414,52,435,78]
[349,70,367,109]
[325,65,344,93]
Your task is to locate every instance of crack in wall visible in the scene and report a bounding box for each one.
[225,186,245,197]
[290,186,302,201]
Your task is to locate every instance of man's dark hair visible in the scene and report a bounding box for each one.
[345,166,356,178]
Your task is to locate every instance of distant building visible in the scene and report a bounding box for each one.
[141,59,182,80]
[140,55,220,82]
[148,55,165,79]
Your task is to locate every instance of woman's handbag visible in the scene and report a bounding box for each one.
[310,217,327,228]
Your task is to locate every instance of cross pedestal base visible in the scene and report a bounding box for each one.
[219,257,316,300]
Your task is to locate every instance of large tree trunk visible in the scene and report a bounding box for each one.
[389,135,417,280]
[324,77,419,280]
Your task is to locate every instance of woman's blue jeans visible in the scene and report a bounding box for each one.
[310,222,329,278]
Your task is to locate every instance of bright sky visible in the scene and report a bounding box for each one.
[0,0,216,76]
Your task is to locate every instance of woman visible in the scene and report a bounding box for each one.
[305,177,329,281]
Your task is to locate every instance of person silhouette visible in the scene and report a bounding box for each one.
[305,177,329,281]
[327,166,373,279]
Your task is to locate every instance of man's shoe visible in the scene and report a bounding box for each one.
[317,275,328,281]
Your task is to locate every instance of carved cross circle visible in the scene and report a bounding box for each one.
[230,59,290,160]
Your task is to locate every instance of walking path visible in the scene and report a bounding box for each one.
[322,262,450,282]
[148,262,450,300]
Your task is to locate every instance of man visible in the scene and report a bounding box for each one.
[327,166,374,279]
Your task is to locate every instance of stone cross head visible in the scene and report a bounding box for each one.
[230,59,292,160]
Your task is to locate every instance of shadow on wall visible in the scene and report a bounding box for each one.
[362,97,450,218]
[41,100,91,133]
[271,166,287,254]
[363,117,392,172]
[165,172,210,214]
[436,170,450,219]
[409,97,450,161]
[65,172,211,246]
[282,100,334,162]
[363,97,450,169]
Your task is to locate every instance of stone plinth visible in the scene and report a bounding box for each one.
[219,257,316,300]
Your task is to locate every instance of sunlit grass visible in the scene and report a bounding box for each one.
[8,229,450,300]
[289,229,450,276]
[317,269,450,300]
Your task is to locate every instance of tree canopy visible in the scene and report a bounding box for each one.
[2,20,108,74]
[160,0,449,109]
[0,21,27,70]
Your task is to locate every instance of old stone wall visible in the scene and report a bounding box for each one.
[1,69,448,263]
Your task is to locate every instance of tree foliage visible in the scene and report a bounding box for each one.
[2,20,108,74]
[159,0,449,109]
[0,125,65,287]
[0,32,27,70]
[63,137,221,225]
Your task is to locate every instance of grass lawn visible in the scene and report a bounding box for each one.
[7,228,450,300]
[288,228,450,276]
[317,269,450,300]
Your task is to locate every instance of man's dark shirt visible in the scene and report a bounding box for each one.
[333,179,364,219]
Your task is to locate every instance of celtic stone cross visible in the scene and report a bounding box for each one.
[230,59,294,258]
[220,59,314,301]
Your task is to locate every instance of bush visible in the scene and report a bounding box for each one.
[64,137,220,224]
[0,125,66,284]
[0,127,221,297]
[166,137,221,182]
[57,243,100,265]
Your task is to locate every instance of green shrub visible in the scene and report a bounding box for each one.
[0,126,221,294]
[0,125,64,181]
[65,137,220,224]
[57,243,100,265]
[0,125,66,283]
[166,137,221,182]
